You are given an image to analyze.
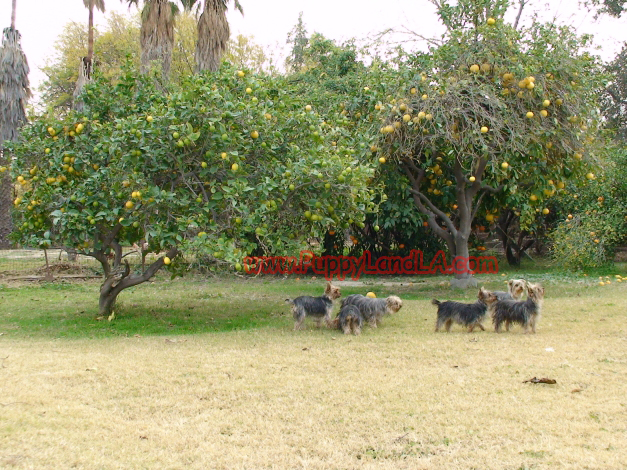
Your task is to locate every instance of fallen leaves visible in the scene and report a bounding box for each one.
[523,377,557,385]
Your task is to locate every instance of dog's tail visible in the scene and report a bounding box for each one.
[431,299,441,306]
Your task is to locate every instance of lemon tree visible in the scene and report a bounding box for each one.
[7,64,380,315]
[375,1,607,286]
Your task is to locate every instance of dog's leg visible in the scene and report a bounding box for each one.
[469,325,475,333]
[505,319,511,332]
[477,323,485,331]
[494,321,501,333]
[445,319,452,332]
[530,314,537,333]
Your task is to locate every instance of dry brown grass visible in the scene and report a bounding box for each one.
[1,284,627,469]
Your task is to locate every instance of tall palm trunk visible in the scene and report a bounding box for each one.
[74,0,104,111]
[140,0,175,79]
[195,0,229,73]
[0,7,31,247]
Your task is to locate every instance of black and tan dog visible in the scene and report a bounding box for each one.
[432,287,497,332]
[286,281,341,330]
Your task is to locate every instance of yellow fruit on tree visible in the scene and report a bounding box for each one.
[163,256,171,265]
[585,172,595,180]
[231,163,239,172]
[487,17,496,25]
[530,194,538,201]
[379,157,386,164]
[481,126,488,133]
[251,130,259,139]
[526,111,534,118]
[125,201,134,209]
[469,176,476,182]
[540,110,548,117]
[501,162,509,169]
[543,99,551,107]
[305,104,312,112]
[542,208,550,215]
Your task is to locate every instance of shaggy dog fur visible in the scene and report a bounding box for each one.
[332,304,364,335]
[432,287,497,332]
[340,294,403,328]
[490,283,545,333]
[493,279,527,301]
[286,282,341,330]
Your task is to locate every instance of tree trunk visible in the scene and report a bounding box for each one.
[140,0,174,80]
[11,0,16,30]
[99,283,121,316]
[195,0,229,73]
[87,2,94,63]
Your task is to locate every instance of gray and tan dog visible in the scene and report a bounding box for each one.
[332,304,364,335]
[490,283,545,333]
[341,294,403,328]
[493,279,527,301]
[286,281,341,330]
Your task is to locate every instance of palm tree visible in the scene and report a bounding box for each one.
[73,0,106,110]
[0,0,31,248]
[195,0,243,73]
[125,0,180,79]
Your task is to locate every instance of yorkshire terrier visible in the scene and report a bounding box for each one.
[341,294,403,328]
[286,281,341,330]
[490,283,545,333]
[432,287,497,332]
[493,279,526,301]
[332,304,363,335]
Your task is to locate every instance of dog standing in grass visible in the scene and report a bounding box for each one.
[286,281,341,330]
[432,287,497,332]
[490,283,545,333]
[332,304,363,335]
[340,294,403,328]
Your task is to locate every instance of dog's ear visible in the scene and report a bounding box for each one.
[508,280,513,288]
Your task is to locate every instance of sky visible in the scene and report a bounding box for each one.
[1,0,625,105]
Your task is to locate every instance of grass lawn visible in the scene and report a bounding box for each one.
[1,266,626,468]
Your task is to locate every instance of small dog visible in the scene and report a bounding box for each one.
[286,281,341,330]
[490,283,545,333]
[332,304,363,335]
[341,294,403,328]
[432,287,497,332]
[493,279,526,301]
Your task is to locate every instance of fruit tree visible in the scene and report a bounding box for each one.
[7,64,380,315]
[376,1,607,286]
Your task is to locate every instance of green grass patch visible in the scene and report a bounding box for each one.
[2,260,626,339]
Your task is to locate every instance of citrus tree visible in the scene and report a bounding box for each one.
[550,145,627,270]
[7,64,380,315]
[375,0,606,286]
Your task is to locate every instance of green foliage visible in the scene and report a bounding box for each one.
[370,1,608,268]
[602,43,627,142]
[550,147,627,270]
[8,63,382,299]
[40,11,270,112]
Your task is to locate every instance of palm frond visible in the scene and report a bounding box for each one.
[82,0,106,12]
